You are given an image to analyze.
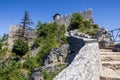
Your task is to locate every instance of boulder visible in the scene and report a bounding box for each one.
[96,28,113,49]
[32,68,44,80]
[44,44,69,65]
[112,43,120,52]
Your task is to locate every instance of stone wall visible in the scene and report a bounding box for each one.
[54,37,100,80]
[8,25,37,50]
[54,9,93,27]
[8,25,24,50]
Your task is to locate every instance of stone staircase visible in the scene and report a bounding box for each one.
[100,49,120,80]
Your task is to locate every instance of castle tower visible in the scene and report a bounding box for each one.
[8,25,37,50]
[8,25,24,50]
[53,13,61,22]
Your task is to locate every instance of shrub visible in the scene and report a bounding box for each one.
[68,13,99,36]
[33,22,67,66]
[12,40,29,56]
[41,64,67,80]
[69,13,84,30]
[23,57,37,71]
[0,61,24,80]
[42,70,52,80]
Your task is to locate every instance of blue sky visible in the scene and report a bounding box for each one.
[0,0,120,36]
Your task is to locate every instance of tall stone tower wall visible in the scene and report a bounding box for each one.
[8,25,24,50]
[81,9,93,22]
[8,25,37,50]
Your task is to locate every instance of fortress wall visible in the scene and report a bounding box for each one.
[54,9,93,27]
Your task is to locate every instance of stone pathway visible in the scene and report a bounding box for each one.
[100,49,120,80]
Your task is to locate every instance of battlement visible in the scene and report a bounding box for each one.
[10,25,23,31]
[53,9,93,27]
[81,9,93,21]
[9,25,24,37]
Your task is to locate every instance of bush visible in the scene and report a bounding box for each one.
[12,40,29,56]
[33,22,67,66]
[41,64,67,80]
[23,57,37,71]
[69,13,84,30]
[68,13,99,36]
[0,61,24,80]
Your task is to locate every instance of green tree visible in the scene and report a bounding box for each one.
[69,13,84,30]
[12,40,29,56]
[69,13,99,36]
[21,11,33,28]
[1,33,8,42]
[33,22,67,66]
[23,57,37,71]
[0,61,24,80]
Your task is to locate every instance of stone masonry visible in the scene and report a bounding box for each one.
[53,9,93,27]
[8,25,37,50]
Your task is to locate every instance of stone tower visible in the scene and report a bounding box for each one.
[8,25,24,50]
[8,25,37,50]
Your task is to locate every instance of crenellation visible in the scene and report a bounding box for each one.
[53,9,94,27]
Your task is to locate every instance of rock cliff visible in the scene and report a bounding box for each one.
[32,30,101,80]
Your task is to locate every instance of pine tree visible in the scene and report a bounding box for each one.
[21,11,33,32]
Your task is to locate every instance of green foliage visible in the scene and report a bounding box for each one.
[12,40,29,56]
[69,13,84,30]
[32,22,67,66]
[42,70,52,80]
[23,57,38,71]
[0,61,24,80]
[68,13,99,36]
[1,33,8,42]
[41,64,67,80]
[21,11,33,29]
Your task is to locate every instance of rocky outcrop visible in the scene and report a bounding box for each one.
[32,64,66,80]
[68,30,91,38]
[30,47,40,57]
[32,68,43,80]
[32,30,101,80]
[44,44,69,65]
[112,43,120,52]
[96,28,112,49]
[54,36,100,80]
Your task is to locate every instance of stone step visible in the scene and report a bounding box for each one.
[101,61,120,65]
[100,49,113,52]
[100,67,120,80]
[100,52,120,55]
[100,55,120,61]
